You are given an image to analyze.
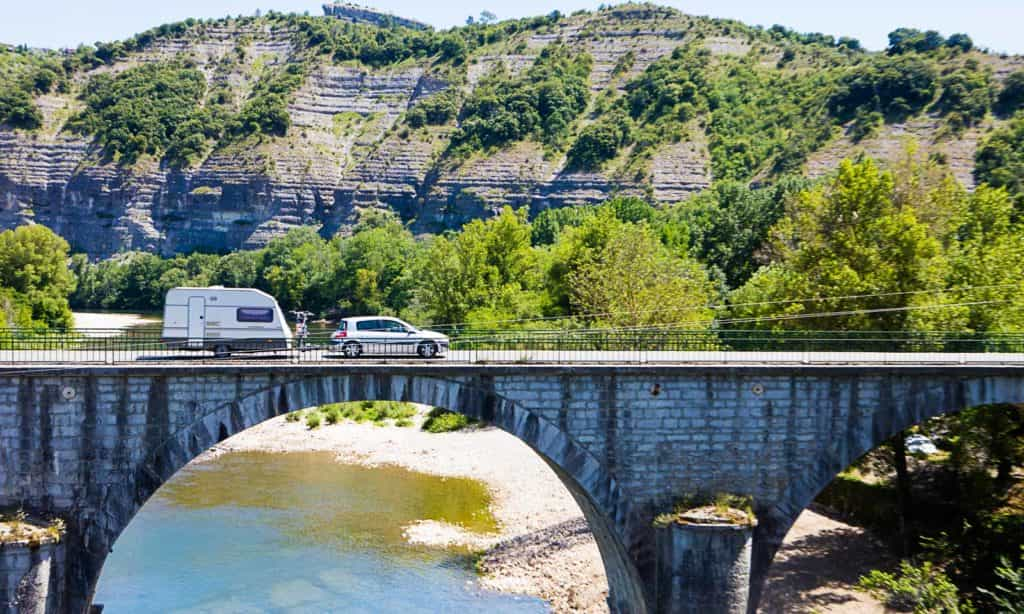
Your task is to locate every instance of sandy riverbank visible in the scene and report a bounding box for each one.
[72,312,158,332]
[200,409,888,613]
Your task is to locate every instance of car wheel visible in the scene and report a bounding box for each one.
[417,342,437,359]
[213,344,231,358]
[343,342,363,358]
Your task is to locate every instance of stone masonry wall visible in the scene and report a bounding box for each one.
[1,364,1023,613]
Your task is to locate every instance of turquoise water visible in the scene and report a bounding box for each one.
[93,452,548,613]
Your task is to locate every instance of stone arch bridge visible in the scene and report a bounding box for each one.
[2,362,1024,613]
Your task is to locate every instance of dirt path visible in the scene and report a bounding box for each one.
[762,505,893,613]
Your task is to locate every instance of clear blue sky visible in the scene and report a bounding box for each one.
[3,1,1022,54]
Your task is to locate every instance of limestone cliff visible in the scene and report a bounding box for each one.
[0,6,1018,257]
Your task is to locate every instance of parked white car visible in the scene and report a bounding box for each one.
[905,434,938,456]
[330,317,449,358]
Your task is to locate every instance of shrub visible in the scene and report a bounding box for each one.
[0,89,43,130]
[284,411,302,422]
[829,55,938,122]
[566,111,633,169]
[997,70,1024,116]
[305,412,321,429]
[422,408,470,433]
[858,561,971,613]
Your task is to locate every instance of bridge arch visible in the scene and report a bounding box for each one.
[751,373,1024,610]
[88,372,647,614]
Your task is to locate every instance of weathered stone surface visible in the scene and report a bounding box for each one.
[2,363,1023,613]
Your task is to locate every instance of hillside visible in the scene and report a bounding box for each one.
[0,4,1022,257]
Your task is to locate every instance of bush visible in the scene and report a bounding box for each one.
[406,90,458,128]
[858,561,971,613]
[829,55,938,122]
[305,412,321,429]
[284,411,302,422]
[934,66,995,128]
[422,408,470,433]
[566,111,633,169]
[0,89,43,130]
[997,70,1024,116]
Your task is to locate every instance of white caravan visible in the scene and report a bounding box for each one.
[162,287,292,356]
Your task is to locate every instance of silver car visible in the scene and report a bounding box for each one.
[330,316,449,358]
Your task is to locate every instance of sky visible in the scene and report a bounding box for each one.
[2,0,1022,55]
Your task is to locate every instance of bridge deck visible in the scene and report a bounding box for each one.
[3,349,1024,367]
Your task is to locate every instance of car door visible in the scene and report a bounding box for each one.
[355,319,386,354]
[382,319,416,354]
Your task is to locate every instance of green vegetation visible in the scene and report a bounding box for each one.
[859,561,970,613]
[0,509,65,546]
[67,63,222,166]
[421,408,471,433]
[405,90,459,128]
[305,412,321,429]
[452,44,592,153]
[304,401,418,428]
[975,114,1024,206]
[0,225,74,329]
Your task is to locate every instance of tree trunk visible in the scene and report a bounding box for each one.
[893,431,913,556]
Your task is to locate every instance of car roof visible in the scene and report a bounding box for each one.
[342,316,402,322]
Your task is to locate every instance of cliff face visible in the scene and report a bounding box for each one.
[0,7,1018,257]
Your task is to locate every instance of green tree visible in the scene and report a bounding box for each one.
[730,158,947,331]
[416,207,540,326]
[566,220,714,327]
[0,225,75,328]
[975,115,1024,206]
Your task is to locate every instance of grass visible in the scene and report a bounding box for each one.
[421,407,472,433]
[652,493,757,527]
[301,401,418,429]
[0,510,65,546]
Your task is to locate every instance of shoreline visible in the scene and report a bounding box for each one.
[197,408,889,613]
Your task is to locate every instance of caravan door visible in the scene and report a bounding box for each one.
[187,296,206,349]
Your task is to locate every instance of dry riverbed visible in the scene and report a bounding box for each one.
[199,408,888,613]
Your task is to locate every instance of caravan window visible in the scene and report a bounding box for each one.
[237,307,274,323]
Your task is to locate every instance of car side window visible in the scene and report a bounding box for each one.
[356,320,380,331]
[384,320,406,332]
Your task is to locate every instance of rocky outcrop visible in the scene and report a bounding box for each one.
[322,3,429,31]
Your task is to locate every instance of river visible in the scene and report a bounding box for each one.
[93,452,548,613]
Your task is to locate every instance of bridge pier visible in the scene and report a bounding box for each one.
[653,520,754,614]
[0,536,65,614]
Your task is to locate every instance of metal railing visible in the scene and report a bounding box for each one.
[2,328,1024,365]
